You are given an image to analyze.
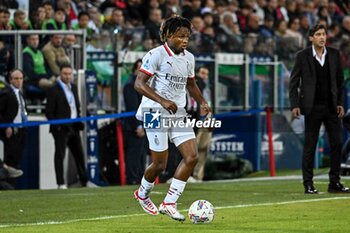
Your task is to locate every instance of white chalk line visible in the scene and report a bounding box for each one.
[1,196,350,229]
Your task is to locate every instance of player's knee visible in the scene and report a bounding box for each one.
[185,152,198,167]
[153,162,167,173]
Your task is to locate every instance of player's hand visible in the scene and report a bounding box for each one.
[200,102,211,117]
[135,127,145,137]
[292,107,301,119]
[5,127,12,138]
[337,106,344,118]
[161,99,178,114]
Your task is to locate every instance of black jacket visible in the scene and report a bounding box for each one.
[0,85,20,138]
[123,75,143,131]
[289,46,344,115]
[45,82,83,133]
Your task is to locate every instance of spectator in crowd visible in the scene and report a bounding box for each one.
[102,8,125,30]
[144,8,163,44]
[42,34,70,76]
[87,6,103,34]
[0,38,9,79]
[259,15,275,39]
[341,15,350,39]
[236,3,253,32]
[302,1,317,27]
[216,12,242,53]
[328,0,343,25]
[200,26,218,54]
[191,66,213,182]
[264,0,283,24]
[45,64,87,189]
[30,5,46,30]
[316,6,332,26]
[72,12,94,40]
[42,8,67,30]
[0,8,6,30]
[123,59,147,185]
[56,0,74,27]
[202,12,215,28]
[286,0,299,21]
[225,0,240,24]
[102,8,127,51]
[99,0,125,14]
[299,14,311,40]
[126,0,143,26]
[42,1,54,21]
[327,23,342,47]
[10,10,32,30]
[62,34,76,59]
[23,34,54,101]
[254,0,267,24]
[163,0,182,18]
[214,0,227,16]
[181,0,202,20]
[187,15,204,52]
[286,17,304,48]
[0,0,18,9]
[289,24,348,194]
[137,0,158,23]
[2,8,11,29]
[242,12,263,54]
[0,69,27,186]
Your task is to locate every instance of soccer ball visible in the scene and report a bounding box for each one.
[188,200,215,224]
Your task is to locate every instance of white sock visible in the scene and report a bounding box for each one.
[163,178,186,204]
[138,176,154,199]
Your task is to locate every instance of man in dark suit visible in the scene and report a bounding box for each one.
[45,64,87,189]
[0,69,27,178]
[123,59,147,185]
[289,24,349,194]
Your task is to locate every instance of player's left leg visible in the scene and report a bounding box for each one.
[159,136,198,221]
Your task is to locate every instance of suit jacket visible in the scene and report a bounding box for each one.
[0,85,20,137]
[45,81,83,133]
[289,46,344,115]
[123,75,143,131]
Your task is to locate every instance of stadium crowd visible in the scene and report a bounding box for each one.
[0,0,350,83]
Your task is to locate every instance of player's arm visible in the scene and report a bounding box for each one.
[134,71,178,114]
[187,78,211,116]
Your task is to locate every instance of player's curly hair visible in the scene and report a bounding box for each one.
[159,15,192,43]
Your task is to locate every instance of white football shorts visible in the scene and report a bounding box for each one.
[145,123,195,152]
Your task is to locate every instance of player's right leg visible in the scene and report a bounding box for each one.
[134,129,169,216]
[134,150,168,215]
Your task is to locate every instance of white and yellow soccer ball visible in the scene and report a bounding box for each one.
[188,200,215,224]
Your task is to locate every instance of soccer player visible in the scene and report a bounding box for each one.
[133,15,211,221]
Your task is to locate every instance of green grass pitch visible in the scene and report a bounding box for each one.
[1,178,350,233]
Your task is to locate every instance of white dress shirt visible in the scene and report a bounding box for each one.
[10,85,26,123]
[58,79,77,119]
[312,45,327,67]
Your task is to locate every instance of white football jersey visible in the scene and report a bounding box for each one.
[136,43,195,120]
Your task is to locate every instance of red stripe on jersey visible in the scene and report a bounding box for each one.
[140,68,153,77]
[163,44,173,56]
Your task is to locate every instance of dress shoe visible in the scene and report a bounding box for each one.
[304,185,318,194]
[328,182,350,193]
[3,164,23,178]
[57,184,68,189]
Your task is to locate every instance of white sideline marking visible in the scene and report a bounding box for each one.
[1,196,350,229]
